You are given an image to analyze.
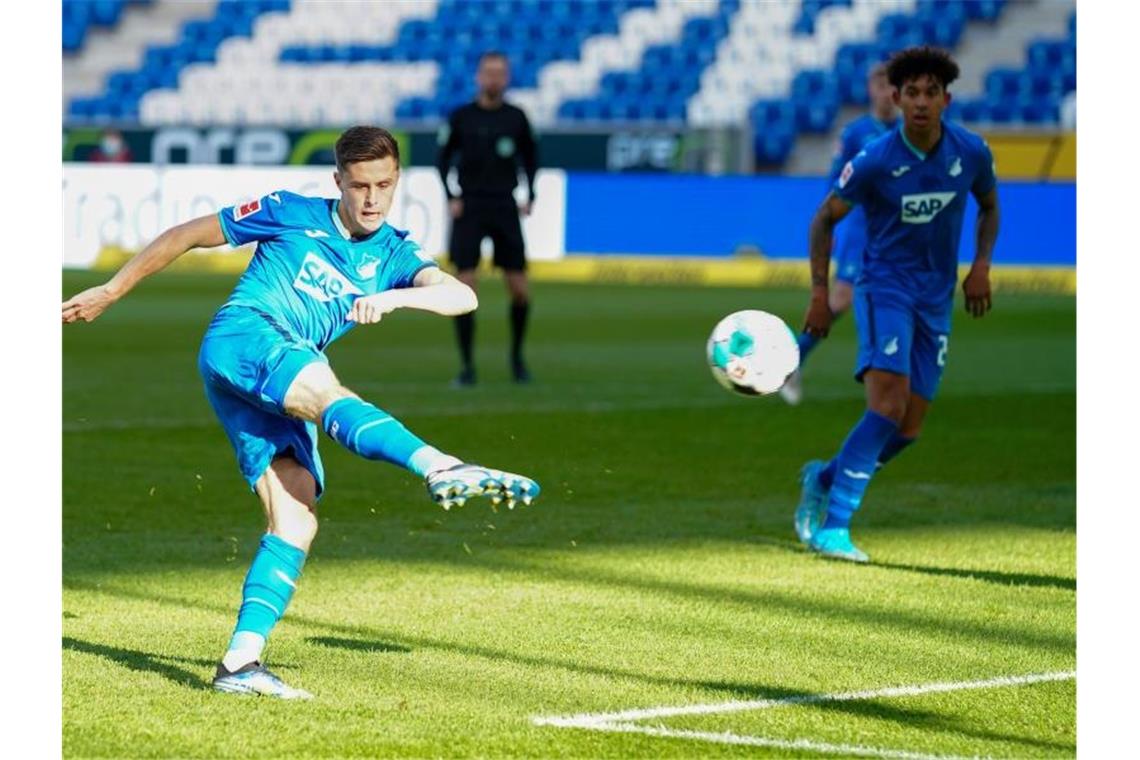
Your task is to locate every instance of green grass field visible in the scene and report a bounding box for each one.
[62,270,1075,759]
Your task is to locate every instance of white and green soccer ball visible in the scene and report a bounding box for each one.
[707,310,800,396]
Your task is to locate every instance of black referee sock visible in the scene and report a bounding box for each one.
[510,300,530,366]
[455,313,475,371]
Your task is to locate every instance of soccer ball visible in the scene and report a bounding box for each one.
[707,310,800,396]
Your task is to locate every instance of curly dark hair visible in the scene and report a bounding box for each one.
[886,46,960,90]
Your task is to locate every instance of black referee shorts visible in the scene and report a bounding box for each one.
[449,196,526,272]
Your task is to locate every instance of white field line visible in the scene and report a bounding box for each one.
[533,670,1076,727]
[577,721,979,760]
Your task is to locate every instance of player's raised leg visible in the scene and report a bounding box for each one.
[284,362,540,509]
[213,456,316,699]
[783,281,855,405]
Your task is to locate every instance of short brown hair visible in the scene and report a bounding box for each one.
[886,46,960,91]
[335,126,400,170]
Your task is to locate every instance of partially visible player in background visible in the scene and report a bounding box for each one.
[63,126,541,699]
[781,62,898,405]
[794,46,999,562]
[436,51,539,386]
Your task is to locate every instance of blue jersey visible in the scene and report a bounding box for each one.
[833,120,996,305]
[827,114,899,186]
[827,114,899,282]
[216,191,436,351]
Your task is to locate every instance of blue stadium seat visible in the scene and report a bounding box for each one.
[753,126,797,165]
[959,0,1005,22]
[793,0,853,37]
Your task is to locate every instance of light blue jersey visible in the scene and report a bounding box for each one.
[200,191,437,495]
[218,191,436,349]
[826,114,899,283]
[833,120,996,306]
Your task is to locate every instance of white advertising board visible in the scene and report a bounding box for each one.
[63,164,565,268]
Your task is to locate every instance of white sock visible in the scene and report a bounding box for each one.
[410,445,462,477]
[222,631,265,671]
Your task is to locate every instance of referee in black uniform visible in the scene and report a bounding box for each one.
[436,51,538,386]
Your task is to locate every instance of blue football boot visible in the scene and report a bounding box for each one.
[808,527,870,564]
[794,460,829,544]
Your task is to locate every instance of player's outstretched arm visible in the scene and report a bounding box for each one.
[347,268,478,324]
[803,193,853,338]
[963,187,999,318]
[62,214,227,324]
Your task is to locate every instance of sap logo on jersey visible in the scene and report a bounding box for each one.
[293,252,363,302]
[900,192,957,224]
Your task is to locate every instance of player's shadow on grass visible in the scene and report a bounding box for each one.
[873,560,1075,591]
[62,636,212,690]
[307,636,411,654]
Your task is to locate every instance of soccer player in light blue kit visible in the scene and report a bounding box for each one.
[793,47,999,562]
[62,126,540,698]
[781,63,898,405]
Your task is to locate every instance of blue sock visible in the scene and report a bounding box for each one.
[227,534,306,664]
[797,331,821,365]
[876,433,916,470]
[821,410,899,530]
[323,397,445,476]
[818,458,838,489]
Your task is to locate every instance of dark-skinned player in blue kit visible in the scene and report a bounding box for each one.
[793,47,1000,562]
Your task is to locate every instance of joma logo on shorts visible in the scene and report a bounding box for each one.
[900,192,957,224]
[293,252,363,302]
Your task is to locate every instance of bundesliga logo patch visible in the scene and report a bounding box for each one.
[234,199,262,221]
[839,161,854,188]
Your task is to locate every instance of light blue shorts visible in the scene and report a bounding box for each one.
[197,305,327,497]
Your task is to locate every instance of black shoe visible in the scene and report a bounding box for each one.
[452,367,476,388]
[512,360,532,384]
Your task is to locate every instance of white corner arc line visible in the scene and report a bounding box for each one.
[582,722,980,760]
[532,670,1076,727]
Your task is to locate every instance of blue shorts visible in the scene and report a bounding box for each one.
[853,288,951,402]
[198,305,327,497]
[832,208,867,285]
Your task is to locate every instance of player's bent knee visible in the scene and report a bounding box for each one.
[868,387,910,423]
[284,363,356,422]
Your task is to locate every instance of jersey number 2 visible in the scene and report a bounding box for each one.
[937,335,949,367]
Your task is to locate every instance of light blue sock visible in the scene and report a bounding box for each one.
[821,410,899,530]
[322,397,453,476]
[226,534,306,667]
[876,433,916,470]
